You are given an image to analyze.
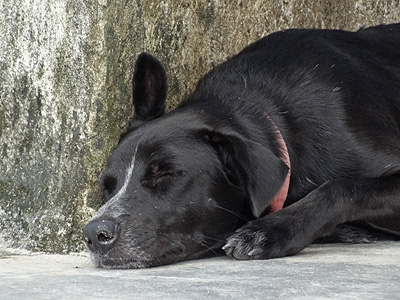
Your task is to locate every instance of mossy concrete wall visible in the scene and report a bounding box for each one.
[1,0,399,252]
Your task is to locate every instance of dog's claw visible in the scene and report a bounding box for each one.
[223,237,255,260]
[222,240,237,256]
[248,248,263,257]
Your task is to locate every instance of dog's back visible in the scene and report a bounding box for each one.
[186,24,400,201]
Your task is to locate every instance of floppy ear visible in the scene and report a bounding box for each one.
[204,129,289,218]
[132,52,167,122]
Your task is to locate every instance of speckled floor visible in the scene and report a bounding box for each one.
[1,242,399,299]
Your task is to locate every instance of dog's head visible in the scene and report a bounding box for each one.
[83,53,289,268]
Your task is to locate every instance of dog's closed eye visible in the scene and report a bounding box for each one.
[141,163,184,189]
[153,172,174,183]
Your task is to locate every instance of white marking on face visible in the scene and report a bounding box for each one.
[94,145,139,219]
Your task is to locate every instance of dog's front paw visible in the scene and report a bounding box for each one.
[222,229,273,260]
[223,217,306,260]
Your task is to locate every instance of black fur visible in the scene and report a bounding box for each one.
[83,24,400,268]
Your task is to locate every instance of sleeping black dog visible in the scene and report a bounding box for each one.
[83,24,400,269]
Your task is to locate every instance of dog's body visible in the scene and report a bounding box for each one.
[83,24,400,268]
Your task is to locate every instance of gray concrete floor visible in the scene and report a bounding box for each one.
[1,241,399,300]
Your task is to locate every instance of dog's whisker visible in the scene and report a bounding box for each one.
[215,204,250,222]
[200,242,220,256]
[203,235,226,243]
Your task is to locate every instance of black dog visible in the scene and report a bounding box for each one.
[83,24,400,269]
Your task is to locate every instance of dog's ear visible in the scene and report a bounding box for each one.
[204,129,289,218]
[132,52,167,122]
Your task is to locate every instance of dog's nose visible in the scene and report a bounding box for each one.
[83,219,119,254]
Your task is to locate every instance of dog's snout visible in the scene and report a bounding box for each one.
[83,219,119,254]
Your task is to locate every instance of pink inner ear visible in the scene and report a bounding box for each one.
[144,71,156,100]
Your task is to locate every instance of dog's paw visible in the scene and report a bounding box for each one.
[222,217,307,260]
[222,229,271,260]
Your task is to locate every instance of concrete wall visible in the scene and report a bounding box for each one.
[1,0,399,252]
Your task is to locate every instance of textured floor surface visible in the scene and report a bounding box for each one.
[1,241,399,300]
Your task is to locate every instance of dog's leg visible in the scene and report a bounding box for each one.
[223,174,400,260]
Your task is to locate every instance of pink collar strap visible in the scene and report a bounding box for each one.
[267,116,291,212]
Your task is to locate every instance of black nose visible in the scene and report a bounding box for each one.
[83,219,119,254]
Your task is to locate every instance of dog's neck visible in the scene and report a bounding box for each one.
[267,115,291,212]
